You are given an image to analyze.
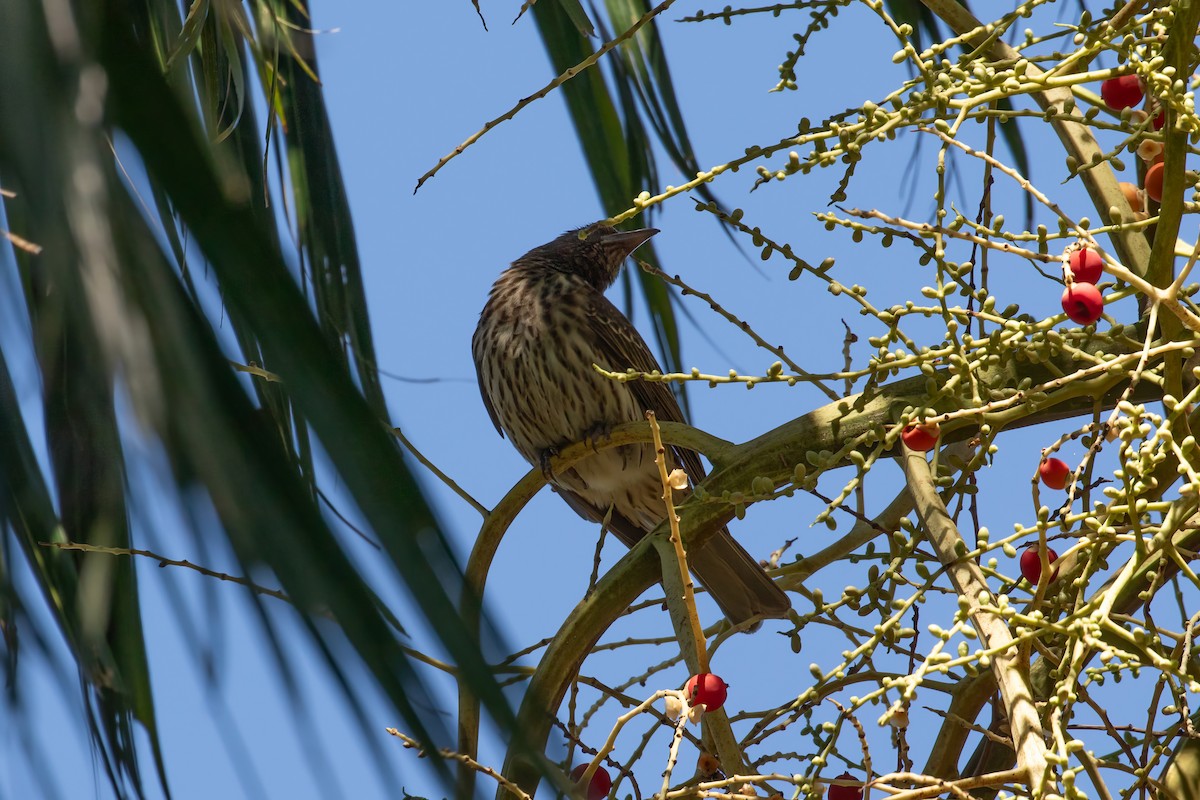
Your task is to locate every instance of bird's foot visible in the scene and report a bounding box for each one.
[583,422,613,453]
[539,446,561,482]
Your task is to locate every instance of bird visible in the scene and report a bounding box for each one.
[471,222,791,627]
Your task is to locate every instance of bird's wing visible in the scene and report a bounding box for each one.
[476,379,505,437]
[471,324,506,437]
[585,292,708,483]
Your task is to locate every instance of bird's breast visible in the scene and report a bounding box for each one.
[473,276,642,462]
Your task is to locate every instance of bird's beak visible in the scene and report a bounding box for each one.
[606,227,659,259]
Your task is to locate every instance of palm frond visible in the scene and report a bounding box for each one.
[0,1,518,794]
[533,0,694,409]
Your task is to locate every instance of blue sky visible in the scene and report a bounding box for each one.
[2,2,1183,799]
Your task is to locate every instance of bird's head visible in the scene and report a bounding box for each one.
[530,222,659,290]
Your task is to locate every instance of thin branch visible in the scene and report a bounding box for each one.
[638,259,839,401]
[392,426,488,517]
[2,228,42,254]
[900,448,1051,794]
[647,411,708,674]
[388,729,533,800]
[39,541,473,677]
[413,0,679,192]
[45,541,294,603]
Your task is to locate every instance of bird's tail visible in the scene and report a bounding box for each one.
[690,530,791,627]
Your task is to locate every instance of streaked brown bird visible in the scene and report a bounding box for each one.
[472,222,790,626]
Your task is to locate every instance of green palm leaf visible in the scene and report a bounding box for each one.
[0,1,521,795]
[533,0,692,408]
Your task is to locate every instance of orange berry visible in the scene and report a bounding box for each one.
[1144,161,1165,203]
[1118,182,1145,218]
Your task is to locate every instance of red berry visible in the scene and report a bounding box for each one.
[901,422,940,452]
[1068,247,1103,284]
[1020,545,1060,585]
[1060,283,1104,325]
[1145,161,1165,204]
[1153,107,1165,130]
[1101,75,1143,110]
[1039,457,1071,490]
[828,773,863,800]
[684,672,728,711]
[571,765,612,800]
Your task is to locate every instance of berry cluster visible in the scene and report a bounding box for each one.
[1100,74,1170,204]
[1062,74,1177,327]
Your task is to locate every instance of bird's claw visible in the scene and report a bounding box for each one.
[539,447,560,482]
[583,423,612,453]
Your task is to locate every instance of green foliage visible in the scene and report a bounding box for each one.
[7,1,1200,799]
[0,1,519,795]
[425,3,1200,800]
